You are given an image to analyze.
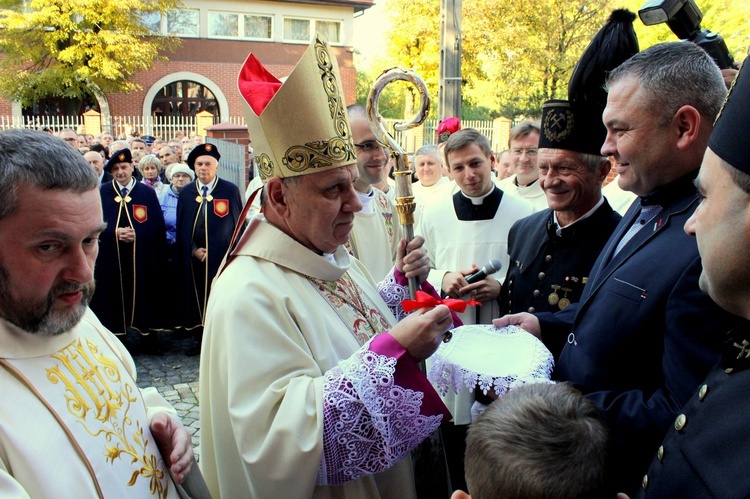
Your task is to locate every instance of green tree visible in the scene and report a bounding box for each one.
[376,0,750,120]
[0,0,180,107]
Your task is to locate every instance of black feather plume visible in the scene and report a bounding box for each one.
[568,9,640,110]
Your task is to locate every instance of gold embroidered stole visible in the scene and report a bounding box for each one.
[0,325,178,498]
[309,272,390,345]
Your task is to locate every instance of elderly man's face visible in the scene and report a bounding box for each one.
[415,152,443,188]
[0,186,103,335]
[539,149,607,225]
[685,149,750,317]
[100,134,113,146]
[282,164,362,254]
[159,146,178,166]
[131,140,148,154]
[83,151,104,176]
[59,130,78,148]
[110,162,134,185]
[194,156,218,184]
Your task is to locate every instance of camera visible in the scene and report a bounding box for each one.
[639,0,734,69]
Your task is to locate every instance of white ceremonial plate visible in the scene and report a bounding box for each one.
[428,324,554,397]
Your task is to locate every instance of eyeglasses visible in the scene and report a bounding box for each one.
[511,148,538,157]
[354,141,384,153]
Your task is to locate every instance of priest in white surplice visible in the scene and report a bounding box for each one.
[0,129,195,497]
[417,128,535,491]
[199,38,454,499]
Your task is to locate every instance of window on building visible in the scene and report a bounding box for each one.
[316,20,341,44]
[151,81,219,118]
[283,18,342,44]
[284,18,310,42]
[209,12,239,38]
[140,11,162,34]
[245,15,272,39]
[167,9,199,37]
[208,12,273,40]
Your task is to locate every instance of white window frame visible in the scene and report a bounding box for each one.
[207,11,274,41]
[282,17,343,45]
[166,9,200,38]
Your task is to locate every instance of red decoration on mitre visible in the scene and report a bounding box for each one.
[238,54,284,116]
[402,290,480,314]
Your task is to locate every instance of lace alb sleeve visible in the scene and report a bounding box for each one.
[376,269,410,321]
[317,340,444,486]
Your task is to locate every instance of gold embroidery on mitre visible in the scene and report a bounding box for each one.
[45,338,169,497]
[257,153,275,182]
[544,107,576,143]
[280,39,356,176]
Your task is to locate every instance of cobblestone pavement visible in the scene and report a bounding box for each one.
[130,331,202,460]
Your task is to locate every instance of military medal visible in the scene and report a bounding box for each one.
[548,285,560,306]
[558,287,572,310]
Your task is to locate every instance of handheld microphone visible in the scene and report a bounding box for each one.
[465,258,503,284]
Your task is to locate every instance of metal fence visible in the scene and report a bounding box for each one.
[207,137,247,201]
[0,114,504,147]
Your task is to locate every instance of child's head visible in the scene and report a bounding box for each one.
[456,382,608,499]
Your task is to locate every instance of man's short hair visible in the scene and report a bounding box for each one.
[509,120,541,143]
[443,129,492,169]
[606,41,726,126]
[0,130,98,221]
[415,144,442,161]
[719,156,750,194]
[465,382,608,499]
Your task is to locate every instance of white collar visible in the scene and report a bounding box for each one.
[356,188,376,214]
[553,196,604,236]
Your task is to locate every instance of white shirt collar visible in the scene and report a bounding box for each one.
[356,188,376,214]
[198,176,218,193]
[553,196,604,236]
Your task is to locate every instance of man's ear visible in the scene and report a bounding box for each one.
[263,177,290,219]
[672,105,702,150]
[451,490,471,499]
[597,158,612,183]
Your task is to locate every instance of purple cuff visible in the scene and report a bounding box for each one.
[370,333,452,421]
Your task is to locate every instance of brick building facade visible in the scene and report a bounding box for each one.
[0,0,371,133]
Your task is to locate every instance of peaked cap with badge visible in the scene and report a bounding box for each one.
[238,36,356,183]
[539,9,640,156]
[104,148,133,172]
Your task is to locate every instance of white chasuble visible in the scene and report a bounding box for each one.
[200,216,449,499]
[0,311,179,498]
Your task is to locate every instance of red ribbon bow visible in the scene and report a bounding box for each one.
[401,290,481,313]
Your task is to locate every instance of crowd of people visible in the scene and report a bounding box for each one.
[2,22,750,499]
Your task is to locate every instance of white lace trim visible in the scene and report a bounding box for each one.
[428,324,554,397]
[317,341,443,485]
[376,269,410,322]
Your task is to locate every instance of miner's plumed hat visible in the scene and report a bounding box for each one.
[539,9,639,155]
[104,148,132,172]
[709,64,750,174]
[186,143,221,170]
[237,37,356,183]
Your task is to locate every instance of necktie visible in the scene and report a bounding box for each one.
[613,204,662,256]
[201,185,208,198]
